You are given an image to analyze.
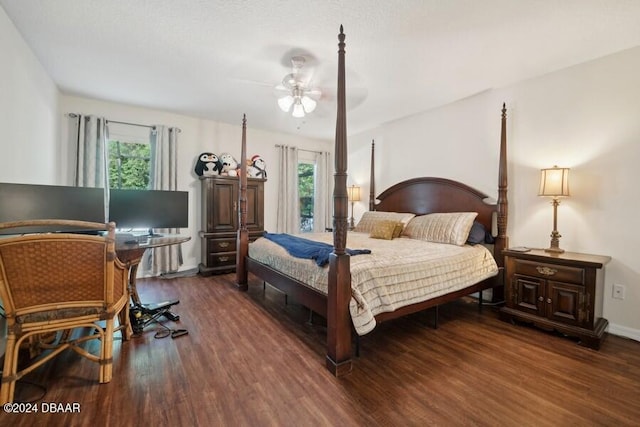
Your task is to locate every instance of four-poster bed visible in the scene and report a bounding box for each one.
[236,26,509,377]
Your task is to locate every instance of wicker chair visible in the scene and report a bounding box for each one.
[0,220,128,404]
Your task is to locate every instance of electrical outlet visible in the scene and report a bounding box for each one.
[612,284,626,300]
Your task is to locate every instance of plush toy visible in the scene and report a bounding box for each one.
[219,153,239,176]
[194,152,223,176]
[247,154,267,179]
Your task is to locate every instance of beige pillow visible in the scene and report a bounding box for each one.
[403,212,478,246]
[354,211,416,234]
[369,220,399,240]
[392,222,404,239]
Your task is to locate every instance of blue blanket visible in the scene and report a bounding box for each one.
[263,232,371,267]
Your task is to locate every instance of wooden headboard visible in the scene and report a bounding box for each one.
[374,177,497,235]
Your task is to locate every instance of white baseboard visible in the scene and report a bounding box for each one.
[607,323,640,342]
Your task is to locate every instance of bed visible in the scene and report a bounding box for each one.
[235,26,509,376]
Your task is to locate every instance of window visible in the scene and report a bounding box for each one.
[108,140,150,189]
[107,123,152,190]
[298,160,315,232]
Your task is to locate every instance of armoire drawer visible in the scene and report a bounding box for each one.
[207,238,237,253]
[207,251,236,267]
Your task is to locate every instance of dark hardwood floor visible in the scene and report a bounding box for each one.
[2,273,639,426]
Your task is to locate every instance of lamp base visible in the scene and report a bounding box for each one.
[545,230,564,254]
[544,247,565,254]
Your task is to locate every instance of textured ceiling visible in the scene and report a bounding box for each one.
[3,0,640,140]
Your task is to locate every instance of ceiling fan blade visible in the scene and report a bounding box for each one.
[273,84,291,96]
[230,77,274,88]
[305,88,322,98]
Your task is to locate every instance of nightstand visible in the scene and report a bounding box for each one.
[499,248,611,349]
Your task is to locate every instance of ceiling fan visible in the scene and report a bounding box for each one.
[275,56,322,118]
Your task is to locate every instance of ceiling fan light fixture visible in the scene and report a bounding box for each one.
[276,55,322,118]
[292,102,305,118]
[277,95,294,112]
[300,95,317,113]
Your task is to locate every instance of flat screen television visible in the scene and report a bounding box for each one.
[0,182,106,234]
[108,189,188,235]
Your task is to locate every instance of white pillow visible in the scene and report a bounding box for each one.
[354,211,416,234]
[403,212,478,246]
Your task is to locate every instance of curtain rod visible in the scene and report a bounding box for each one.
[275,144,326,155]
[108,119,182,133]
[68,114,181,132]
[106,119,155,129]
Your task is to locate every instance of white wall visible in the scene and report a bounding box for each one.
[349,46,640,340]
[0,7,60,184]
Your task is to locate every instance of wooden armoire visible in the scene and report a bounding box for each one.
[198,175,265,275]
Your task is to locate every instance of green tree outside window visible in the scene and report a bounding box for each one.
[108,140,151,189]
[298,162,315,232]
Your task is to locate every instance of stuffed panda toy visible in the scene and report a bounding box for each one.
[247,155,267,179]
[194,152,223,176]
[219,153,239,176]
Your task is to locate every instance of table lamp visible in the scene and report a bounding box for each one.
[347,185,361,229]
[538,166,570,253]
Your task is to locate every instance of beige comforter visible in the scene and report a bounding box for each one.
[249,232,498,335]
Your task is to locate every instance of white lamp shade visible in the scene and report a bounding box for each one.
[539,166,570,197]
[348,185,361,202]
[300,96,317,113]
[292,102,305,118]
[278,95,294,112]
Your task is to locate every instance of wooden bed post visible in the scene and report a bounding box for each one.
[493,103,509,299]
[326,25,352,377]
[369,140,375,211]
[236,114,249,290]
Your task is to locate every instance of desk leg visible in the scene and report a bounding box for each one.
[128,263,142,307]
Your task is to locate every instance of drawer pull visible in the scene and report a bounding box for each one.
[218,256,229,262]
[218,242,230,248]
[538,296,544,302]
[546,298,552,304]
[536,266,557,276]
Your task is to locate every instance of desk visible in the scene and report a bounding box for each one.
[116,235,191,305]
[116,235,190,338]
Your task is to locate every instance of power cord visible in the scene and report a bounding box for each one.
[153,321,188,339]
[13,379,47,403]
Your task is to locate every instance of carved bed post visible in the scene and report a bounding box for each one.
[494,103,509,299]
[369,140,375,211]
[326,25,352,376]
[236,114,249,290]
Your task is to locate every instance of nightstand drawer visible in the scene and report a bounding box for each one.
[513,259,584,285]
[207,238,236,253]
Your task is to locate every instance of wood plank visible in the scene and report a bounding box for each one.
[2,273,639,426]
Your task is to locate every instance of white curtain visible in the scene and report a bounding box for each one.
[313,151,333,232]
[276,145,300,233]
[71,114,109,217]
[143,125,183,276]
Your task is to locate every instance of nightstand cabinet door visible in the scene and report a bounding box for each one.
[547,280,585,326]
[500,248,610,349]
[512,274,545,316]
